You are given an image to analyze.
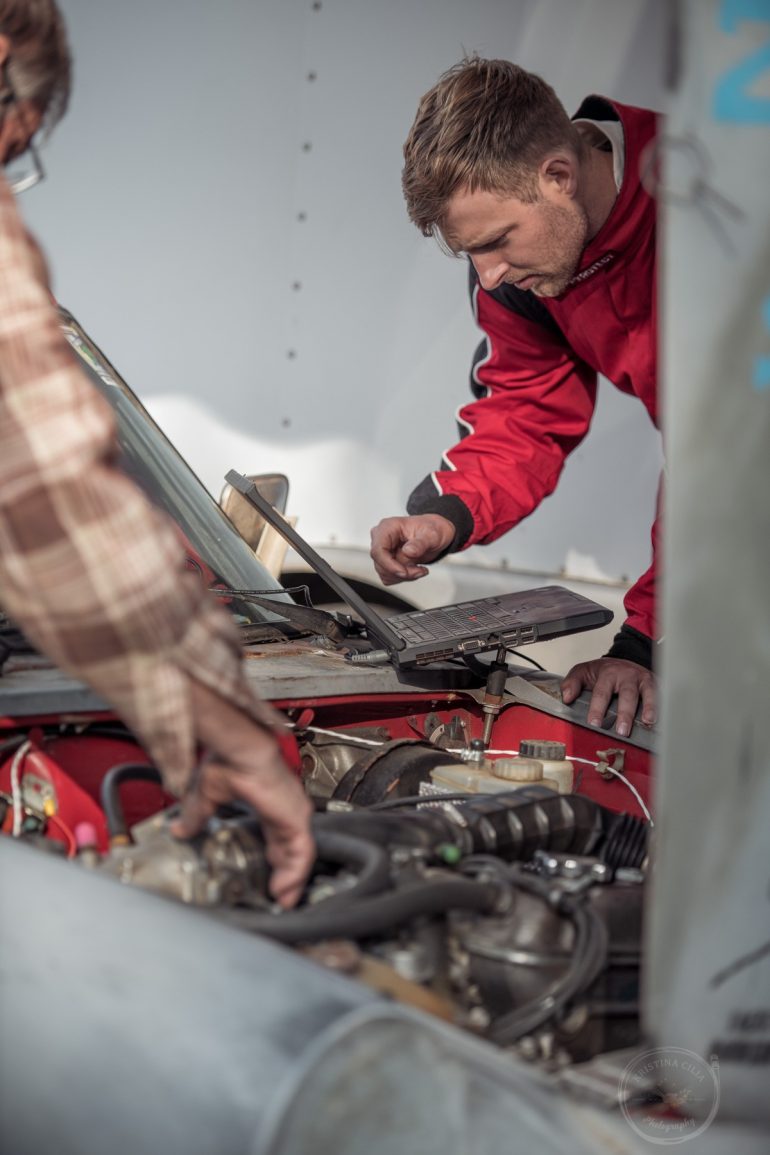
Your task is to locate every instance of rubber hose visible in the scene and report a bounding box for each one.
[100,762,163,841]
[315,808,454,851]
[489,886,610,1045]
[226,877,500,945]
[310,826,392,906]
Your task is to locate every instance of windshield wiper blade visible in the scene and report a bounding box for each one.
[209,586,348,644]
[245,596,346,643]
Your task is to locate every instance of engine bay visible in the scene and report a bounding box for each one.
[0,680,651,1073]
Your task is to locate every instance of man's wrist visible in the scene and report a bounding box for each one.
[606,624,654,670]
[406,483,474,556]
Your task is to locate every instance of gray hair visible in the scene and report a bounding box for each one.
[0,0,71,134]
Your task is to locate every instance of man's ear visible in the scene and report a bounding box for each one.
[537,152,579,200]
[0,35,11,72]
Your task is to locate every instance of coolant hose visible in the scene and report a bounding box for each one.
[310,826,392,906]
[227,876,501,945]
[100,763,163,842]
[488,873,610,1045]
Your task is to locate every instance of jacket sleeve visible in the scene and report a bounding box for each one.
[408,278,598,548]
[608,481,660,652]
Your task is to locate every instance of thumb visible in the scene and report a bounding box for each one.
[401,536,426,558]
[169,786,214,840]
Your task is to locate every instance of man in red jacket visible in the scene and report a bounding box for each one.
[370,57,658,738]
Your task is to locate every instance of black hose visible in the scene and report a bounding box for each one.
[314,808,456,852]
[488,872,610,1045]
[100,762,163,841]
[369,791,507,811]
[310,827,392,907]
[225,877,501,945]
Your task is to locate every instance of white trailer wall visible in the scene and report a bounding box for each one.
[25,0,664,591]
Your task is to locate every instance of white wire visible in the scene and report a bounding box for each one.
[568,754,653,825]
[288,724,385,748]
[10,739,31,837]
[452,747,653,824]
[285,727,654,824]
[593,764,653,826]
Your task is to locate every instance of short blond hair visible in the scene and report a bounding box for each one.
[403,56,583,238]
[0,0,71,134]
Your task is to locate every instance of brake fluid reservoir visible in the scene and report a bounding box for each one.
[430,762,543,795]
[486,756,557,792]
[517,740,574,793]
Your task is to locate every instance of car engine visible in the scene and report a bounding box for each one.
[1,706,649,1073]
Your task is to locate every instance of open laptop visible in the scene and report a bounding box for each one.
[226,470,613,668]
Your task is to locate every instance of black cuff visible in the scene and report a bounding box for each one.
[606,624,654,670]
[406,478,474,555]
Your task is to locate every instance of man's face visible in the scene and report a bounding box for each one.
[443,182,589,299]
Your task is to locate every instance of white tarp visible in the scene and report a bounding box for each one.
[646,0,770,1125]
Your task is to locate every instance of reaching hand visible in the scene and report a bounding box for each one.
[560,657,656,738]
[170,682,315,908]
[370,514,456,585]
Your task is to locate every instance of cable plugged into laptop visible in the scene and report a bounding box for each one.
[346,648,391,666]
[480,642,511,749]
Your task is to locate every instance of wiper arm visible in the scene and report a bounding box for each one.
[245,596,346,643]
[209,586,348,644]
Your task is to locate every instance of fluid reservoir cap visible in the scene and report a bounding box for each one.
[519,739,567,761]
[491,756,543,782]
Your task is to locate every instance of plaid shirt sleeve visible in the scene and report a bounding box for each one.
[0,177,283,795]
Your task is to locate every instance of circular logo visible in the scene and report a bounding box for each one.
[619,1047,720,1145]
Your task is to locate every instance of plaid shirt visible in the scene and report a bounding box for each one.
[0,176,281,794]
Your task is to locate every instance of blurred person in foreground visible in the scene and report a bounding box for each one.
[371,57,659,739]
[0,0,313,906]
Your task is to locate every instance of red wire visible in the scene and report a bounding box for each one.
[46,812,78,858]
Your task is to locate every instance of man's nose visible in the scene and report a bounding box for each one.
[472,253,509,292]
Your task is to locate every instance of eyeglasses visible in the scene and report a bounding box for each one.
[4,137,45,194]
[1,70,45,195]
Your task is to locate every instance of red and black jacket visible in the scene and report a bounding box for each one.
[408,96,659,667]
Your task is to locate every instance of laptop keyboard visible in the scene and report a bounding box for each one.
[389,598,528,645]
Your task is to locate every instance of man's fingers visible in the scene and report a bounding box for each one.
[375,560,427,585]
[169,786,216,840]
[639,674,657,727]
[559,667,584,704]
[370,520,410,582]
[400,534,434,559]
[265,834,317,908]
[370,515,455,585]
[235,768,315,909]
[613,679,642,738]
[562,657,657,737]
[587,676,615,729]
[171,757,315,909]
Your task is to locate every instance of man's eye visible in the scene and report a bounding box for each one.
[476,235,508,254]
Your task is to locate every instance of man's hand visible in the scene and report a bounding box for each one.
[560,657,656,738]
[370,514,456,585]
[170,682,314,908]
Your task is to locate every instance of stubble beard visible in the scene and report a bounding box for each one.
[529,200,590,298]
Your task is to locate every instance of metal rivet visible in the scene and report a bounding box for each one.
[301,141,312,152]
[307,71,317,82]
[286,350,297,360]
[296,211,307,222]
[281,418,292,428]
[292,281,302,291]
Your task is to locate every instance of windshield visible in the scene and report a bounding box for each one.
[58,309,293,627]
